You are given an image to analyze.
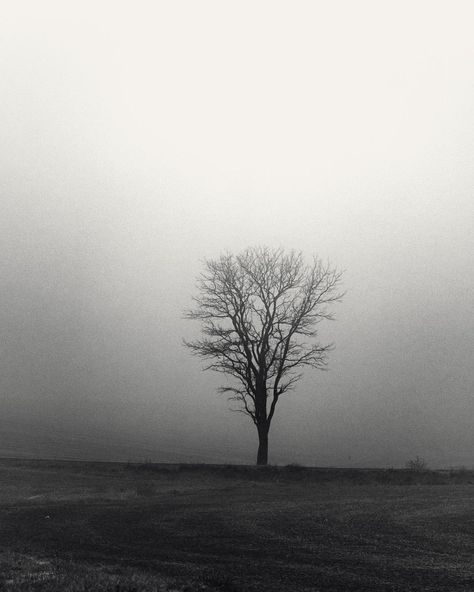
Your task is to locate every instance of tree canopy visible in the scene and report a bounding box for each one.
[185,246,343,464]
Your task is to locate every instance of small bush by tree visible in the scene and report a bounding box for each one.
[405,456,428,472]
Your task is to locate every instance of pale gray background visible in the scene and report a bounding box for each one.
[1,1,473,467]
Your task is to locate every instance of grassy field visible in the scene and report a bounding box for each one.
[1,459,474,591]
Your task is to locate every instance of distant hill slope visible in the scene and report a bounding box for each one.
[0,418,246,464]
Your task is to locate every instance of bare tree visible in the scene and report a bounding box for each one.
[184,246,344,465]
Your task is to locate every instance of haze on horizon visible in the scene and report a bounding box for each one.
[1,1,473,468]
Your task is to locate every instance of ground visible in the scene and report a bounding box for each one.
[0,459,473,591]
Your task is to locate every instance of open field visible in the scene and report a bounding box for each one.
[1,459,474,591]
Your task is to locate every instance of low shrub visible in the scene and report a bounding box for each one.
[406,456,428,472]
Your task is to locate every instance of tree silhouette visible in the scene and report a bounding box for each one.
[185,246,343,465]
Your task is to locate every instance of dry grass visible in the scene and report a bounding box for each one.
[1,459,474,591]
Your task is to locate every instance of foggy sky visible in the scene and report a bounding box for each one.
[1,1,473,467]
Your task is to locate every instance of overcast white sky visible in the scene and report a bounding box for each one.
[1,1,473,466]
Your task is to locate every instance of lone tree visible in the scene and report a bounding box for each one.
[185,247,343,465]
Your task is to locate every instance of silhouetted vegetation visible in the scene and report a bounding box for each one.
[185,246,343,465]
[405,455,429,472]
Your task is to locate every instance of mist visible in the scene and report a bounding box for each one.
[1,1,473,467]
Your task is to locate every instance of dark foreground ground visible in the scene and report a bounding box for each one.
[1,459,474,591]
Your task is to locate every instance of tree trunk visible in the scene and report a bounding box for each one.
[256,425,269,465]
